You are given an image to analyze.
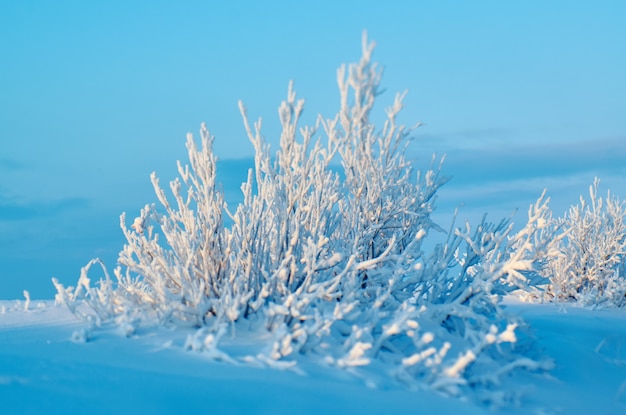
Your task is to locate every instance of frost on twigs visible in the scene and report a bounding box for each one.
[53,32,551,402]
[23,290,30,311]
[542,178,626,307]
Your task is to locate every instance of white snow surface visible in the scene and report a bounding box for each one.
[1,299,625,414]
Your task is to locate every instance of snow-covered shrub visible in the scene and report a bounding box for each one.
[54,33,553,399]
[544,179,626,307]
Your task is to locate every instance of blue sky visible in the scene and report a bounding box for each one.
[1,1,625,298]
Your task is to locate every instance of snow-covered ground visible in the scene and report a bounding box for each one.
[1,299,624,414]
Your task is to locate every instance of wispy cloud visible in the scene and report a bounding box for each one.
[0,158,25,171]
[416,127,520,148]
[429,136,626,185]
[419,136,626,225]
[0,196,89,221]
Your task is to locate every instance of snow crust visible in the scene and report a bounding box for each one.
[1,300,625,414]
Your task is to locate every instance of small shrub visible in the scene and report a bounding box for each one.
[54,33,554,400]
[544,178,626,307]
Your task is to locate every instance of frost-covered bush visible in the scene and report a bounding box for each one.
[53,34,554,400]
[544,179,626,307]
